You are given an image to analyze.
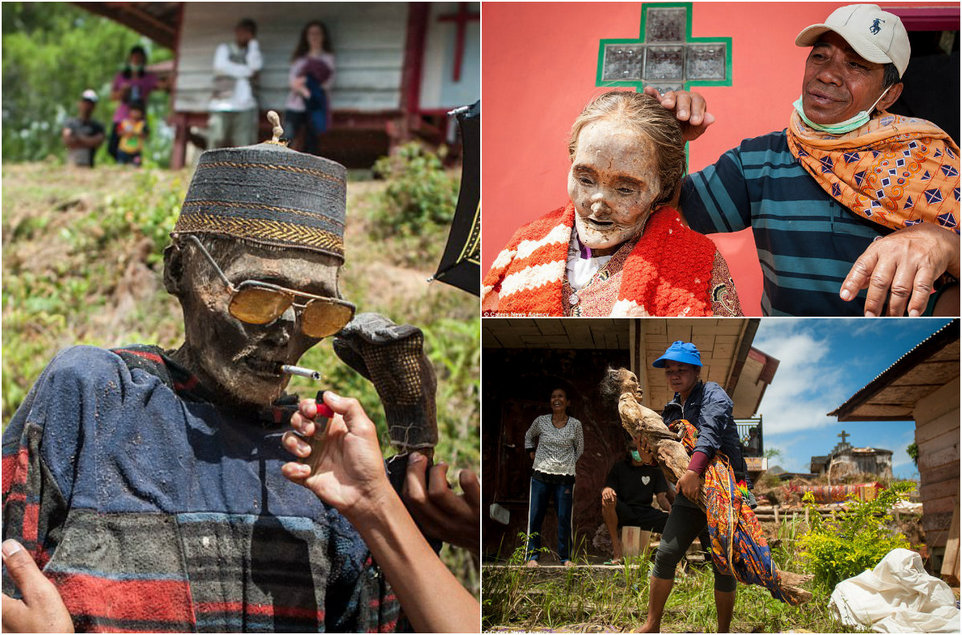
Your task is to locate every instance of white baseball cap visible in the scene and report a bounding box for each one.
[81,89,99,103]
[795,4,910,78]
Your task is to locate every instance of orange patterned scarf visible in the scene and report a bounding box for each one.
[786,111,960,233]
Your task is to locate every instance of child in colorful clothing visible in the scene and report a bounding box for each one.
[116,100,148,166]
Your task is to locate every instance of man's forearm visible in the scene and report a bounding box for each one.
[346,489,479,632]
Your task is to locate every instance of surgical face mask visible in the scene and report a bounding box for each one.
[630,449,642,462]
[793,86,891,135]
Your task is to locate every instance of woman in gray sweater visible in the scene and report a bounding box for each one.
[523,387,584,566]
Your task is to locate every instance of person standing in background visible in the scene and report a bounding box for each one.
[62,89,105,167]
[209,18,262,148]
[284,21,336,155]
[108,45,160,160]
[524,387,584,567]
[116,100,149,166]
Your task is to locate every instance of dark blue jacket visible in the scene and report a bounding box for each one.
[661,380,751,488]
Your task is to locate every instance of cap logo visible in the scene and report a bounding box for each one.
[869,18,885,35]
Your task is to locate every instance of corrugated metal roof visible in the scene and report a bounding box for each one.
[830,319,960,421]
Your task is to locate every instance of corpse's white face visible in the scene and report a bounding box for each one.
[567,118,662,256]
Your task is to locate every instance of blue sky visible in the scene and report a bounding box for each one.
[752,318,954,480]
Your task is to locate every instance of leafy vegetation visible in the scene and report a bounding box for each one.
[2,162,479,594]
[2,2,173,165]
[906,442,919,466]
[798,482,913,592]
[483,525,860,633]
[370,143,461,268]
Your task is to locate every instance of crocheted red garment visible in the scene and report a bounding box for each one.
[483,203,717,316]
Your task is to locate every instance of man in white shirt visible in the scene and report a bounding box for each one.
[209,18,263,148]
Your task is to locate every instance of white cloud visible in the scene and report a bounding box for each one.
[753,324,850,435]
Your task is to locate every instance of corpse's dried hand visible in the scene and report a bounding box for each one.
[402,452,480,553]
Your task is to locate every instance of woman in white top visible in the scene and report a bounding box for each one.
[283,21,335,155]
[523,387,584,567]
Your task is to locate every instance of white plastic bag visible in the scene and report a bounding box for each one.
[829,548,959,633]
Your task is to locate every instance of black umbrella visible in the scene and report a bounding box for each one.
[430,101,479,295]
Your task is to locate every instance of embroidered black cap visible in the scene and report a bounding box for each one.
[174,129,347,261]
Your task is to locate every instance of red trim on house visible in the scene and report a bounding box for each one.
[438,3,480,83]
[401,3,430,123]
[888,7,959,31]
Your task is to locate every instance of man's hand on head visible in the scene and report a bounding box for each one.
[643,86,715,142]
[1,540,74,633]
[840,223,961,316]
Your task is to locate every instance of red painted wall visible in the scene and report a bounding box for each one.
[481,2,955,315]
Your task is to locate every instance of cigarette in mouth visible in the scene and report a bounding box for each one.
[279,364,322,381]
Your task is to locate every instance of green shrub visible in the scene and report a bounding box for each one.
[370,143,459,237]
[798,482,913,591]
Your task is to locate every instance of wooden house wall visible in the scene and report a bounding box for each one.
[914,376,960,558]
[418,3,480,110]
[174,3,408,114]
[482,347,630,561]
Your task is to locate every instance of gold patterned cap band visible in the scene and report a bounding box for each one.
[174,140,348,261]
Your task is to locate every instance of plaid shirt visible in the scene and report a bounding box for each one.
[2,345,402,632]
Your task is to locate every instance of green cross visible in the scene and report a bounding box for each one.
[596,2,732,93]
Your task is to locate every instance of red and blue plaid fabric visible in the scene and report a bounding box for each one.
[2,345,404,632]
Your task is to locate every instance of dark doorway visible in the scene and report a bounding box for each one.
[888,10,960,144]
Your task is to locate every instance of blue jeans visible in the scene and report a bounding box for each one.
[526,476,574,562]
[283,107,326,155]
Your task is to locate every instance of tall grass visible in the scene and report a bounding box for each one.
[483,520,860,632]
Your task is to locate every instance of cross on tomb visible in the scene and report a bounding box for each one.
[438,3,479,83]
[596,2,732,94]
[838,430,850,444]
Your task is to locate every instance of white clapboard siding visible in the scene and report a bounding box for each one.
[419,2,480,110]
[175,2,408,113]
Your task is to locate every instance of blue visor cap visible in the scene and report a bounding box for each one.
[652,341,703,368]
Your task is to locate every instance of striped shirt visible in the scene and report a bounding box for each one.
[524,415,584,477]
[680,130,888,316]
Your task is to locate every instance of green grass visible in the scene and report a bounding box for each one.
[2,161,479,594]
[482,524,865,633]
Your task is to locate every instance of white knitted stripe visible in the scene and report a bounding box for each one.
[481,283,495,297]
[610,299,650,317]
[500,261,565,298]
[489,247,516,271]
[515,224,570,260]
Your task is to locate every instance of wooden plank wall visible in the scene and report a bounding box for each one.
[914,376,960,561]
[175,3,408,113]
[481,346,631,560]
